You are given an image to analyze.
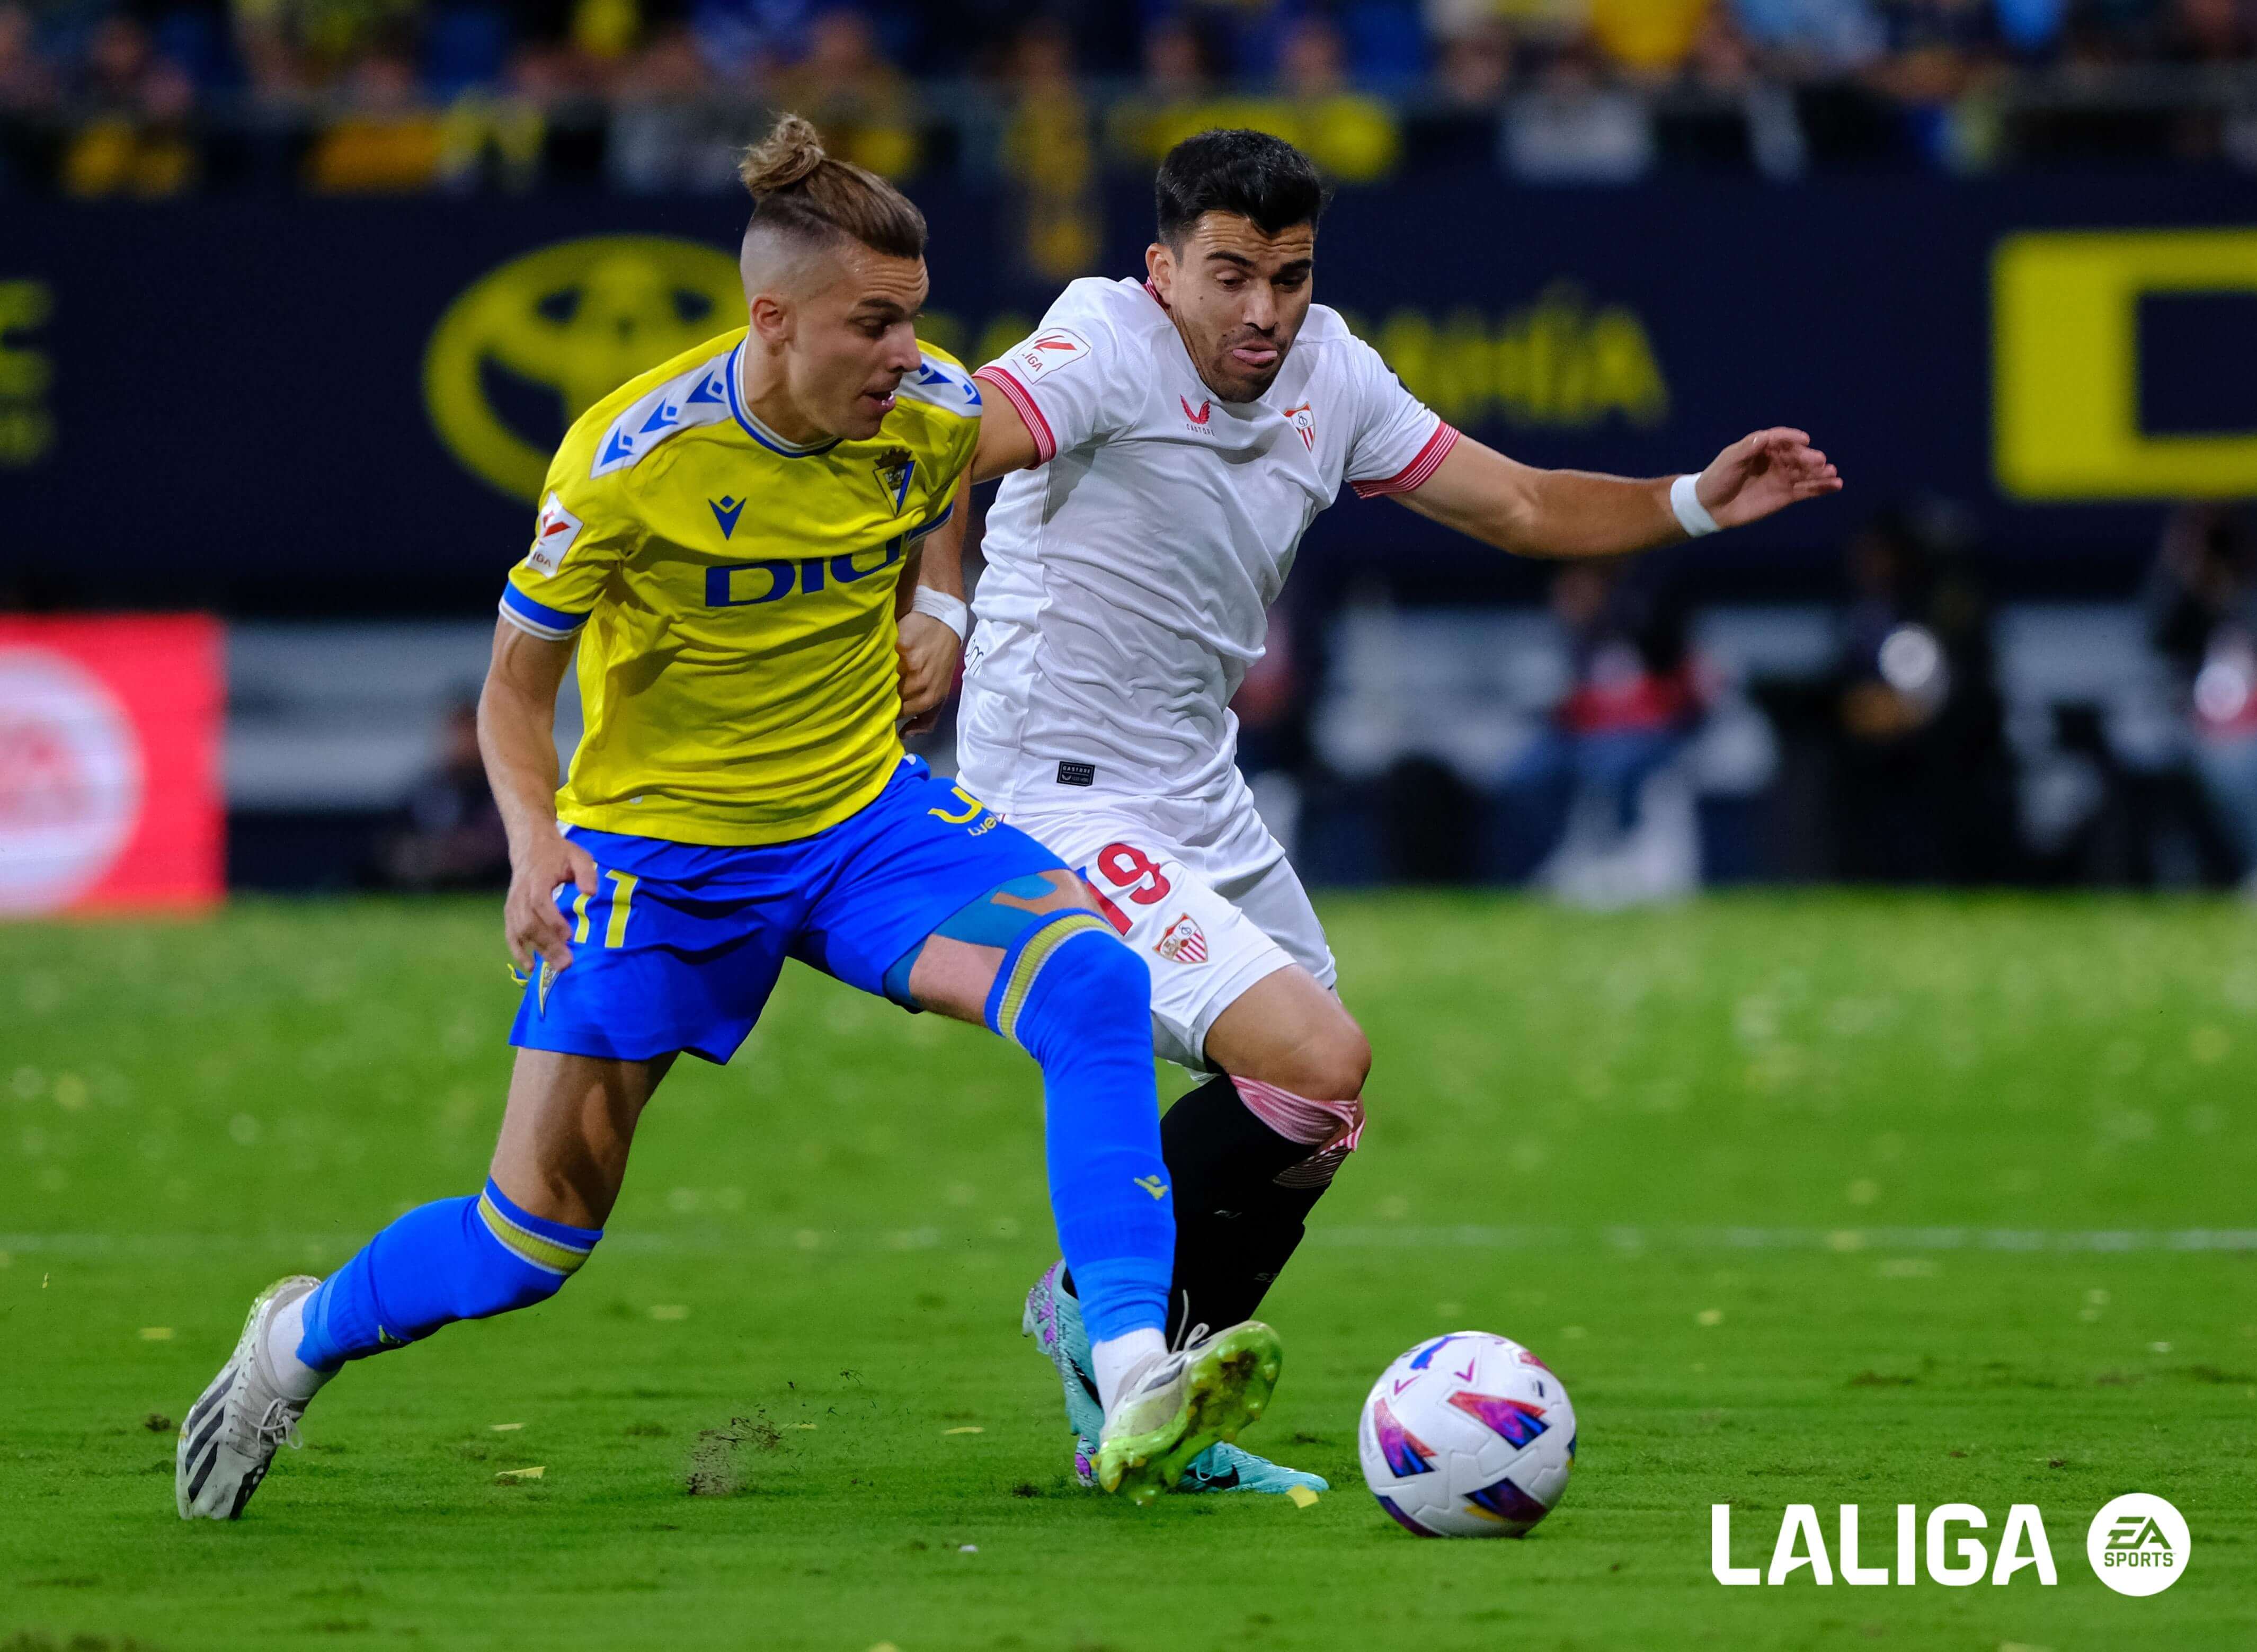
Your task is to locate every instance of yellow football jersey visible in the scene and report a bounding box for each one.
[500,328,980,846]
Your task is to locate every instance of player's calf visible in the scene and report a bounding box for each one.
[1156,1073,1364,1340]
[175,1179,601,1521]
[1148,965,1373,1335]
[987,912,1175,1360]
[897,875,1180,1440]
[1232,1078,1365,1186]
[294,1179,601,1370]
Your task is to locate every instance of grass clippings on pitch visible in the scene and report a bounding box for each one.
[3,892,2255,1650]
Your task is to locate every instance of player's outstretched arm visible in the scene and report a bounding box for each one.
[968,385,1044,484]
[1397,427,1841,559]
[479,619,598,973]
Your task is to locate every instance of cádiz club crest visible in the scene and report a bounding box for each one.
[424,236,744,503]
[872,446,915,514]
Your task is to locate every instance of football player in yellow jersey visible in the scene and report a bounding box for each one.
[177,117,1283,1523]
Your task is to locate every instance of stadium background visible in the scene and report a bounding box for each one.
[6,0,2257,904]
[7,9,2257,1647]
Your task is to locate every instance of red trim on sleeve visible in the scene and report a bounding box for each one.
[972,366,1057,464]
[1350,421,1460,499]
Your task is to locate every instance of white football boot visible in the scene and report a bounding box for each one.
[176,1275,322,1520]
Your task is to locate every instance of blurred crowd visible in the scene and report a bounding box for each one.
[1215,496,2257,899]
[5,0,2257,194]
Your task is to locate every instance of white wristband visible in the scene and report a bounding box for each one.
[910,586,968,641]
[1670,473,1720,538]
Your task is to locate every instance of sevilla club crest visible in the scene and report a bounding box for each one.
[1155,912,1209,965]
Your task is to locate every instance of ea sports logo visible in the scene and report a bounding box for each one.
[425,236,745,503]
[0,647,143,913]
[2087,1493,2190,1596]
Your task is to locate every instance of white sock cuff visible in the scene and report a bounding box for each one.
[263,1289,331,1402]
[1091,1327,1167,1417]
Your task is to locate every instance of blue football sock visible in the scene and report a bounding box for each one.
[987,913,1172,1345]
[297,1178,601,1371]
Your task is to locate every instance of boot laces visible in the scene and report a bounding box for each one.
[1168,1289,1211,1354]
[251,1396,306,1453]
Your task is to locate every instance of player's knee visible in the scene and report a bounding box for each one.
[1042,928,1154,1043]
[1269,1018,1371,1102]
[989,913,1151,1050]
[1072,927,1153,1017]
[1322,1024,1374,1100]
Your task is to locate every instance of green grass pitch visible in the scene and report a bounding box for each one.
[4,893,2255,1650]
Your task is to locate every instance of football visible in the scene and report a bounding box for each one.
[1357,1331,1577,1538]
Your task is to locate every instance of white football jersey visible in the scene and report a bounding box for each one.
[961,276,1453,810]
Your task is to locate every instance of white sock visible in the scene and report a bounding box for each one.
[1091,1327,1167,1418]
[262,1289,332,1402]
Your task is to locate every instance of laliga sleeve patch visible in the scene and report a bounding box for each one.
[1005,328,1091,383]
[525,493,583,576]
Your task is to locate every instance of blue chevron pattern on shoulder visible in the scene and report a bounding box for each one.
[589,350,737,479]
[894,352,982,415]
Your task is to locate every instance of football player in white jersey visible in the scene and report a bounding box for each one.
[897,129,1841,1495]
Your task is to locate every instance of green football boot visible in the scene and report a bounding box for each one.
[1094,1320,1283,1506]
[1021,1262,1326,1495]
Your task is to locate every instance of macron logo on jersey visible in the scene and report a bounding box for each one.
[1008,328,1091,383]
[526,493,583,575]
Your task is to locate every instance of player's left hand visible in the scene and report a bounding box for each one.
[1695,429,1842,530]
[896,611,962,735]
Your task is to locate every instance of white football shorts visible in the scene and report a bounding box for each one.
[1002,775,1336,1072]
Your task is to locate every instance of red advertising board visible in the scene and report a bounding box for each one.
[0,615,224,914]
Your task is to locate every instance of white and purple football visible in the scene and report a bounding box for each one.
[1357,1331,1577,1538]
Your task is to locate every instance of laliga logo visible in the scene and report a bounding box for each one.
[0,648,142,913]
[425,236,744,503]
[1712,1494,2188,1594]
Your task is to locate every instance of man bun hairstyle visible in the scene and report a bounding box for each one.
[738,113,926,261]
[1155,129,1331,245]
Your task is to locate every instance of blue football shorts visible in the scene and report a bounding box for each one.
[509,756,1064,1063]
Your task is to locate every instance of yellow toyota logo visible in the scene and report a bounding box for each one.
[425,235,744,502]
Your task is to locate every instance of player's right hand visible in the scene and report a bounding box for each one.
[896,610,962,735]
[504,831,600,974]
[1694,428,1842,528]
